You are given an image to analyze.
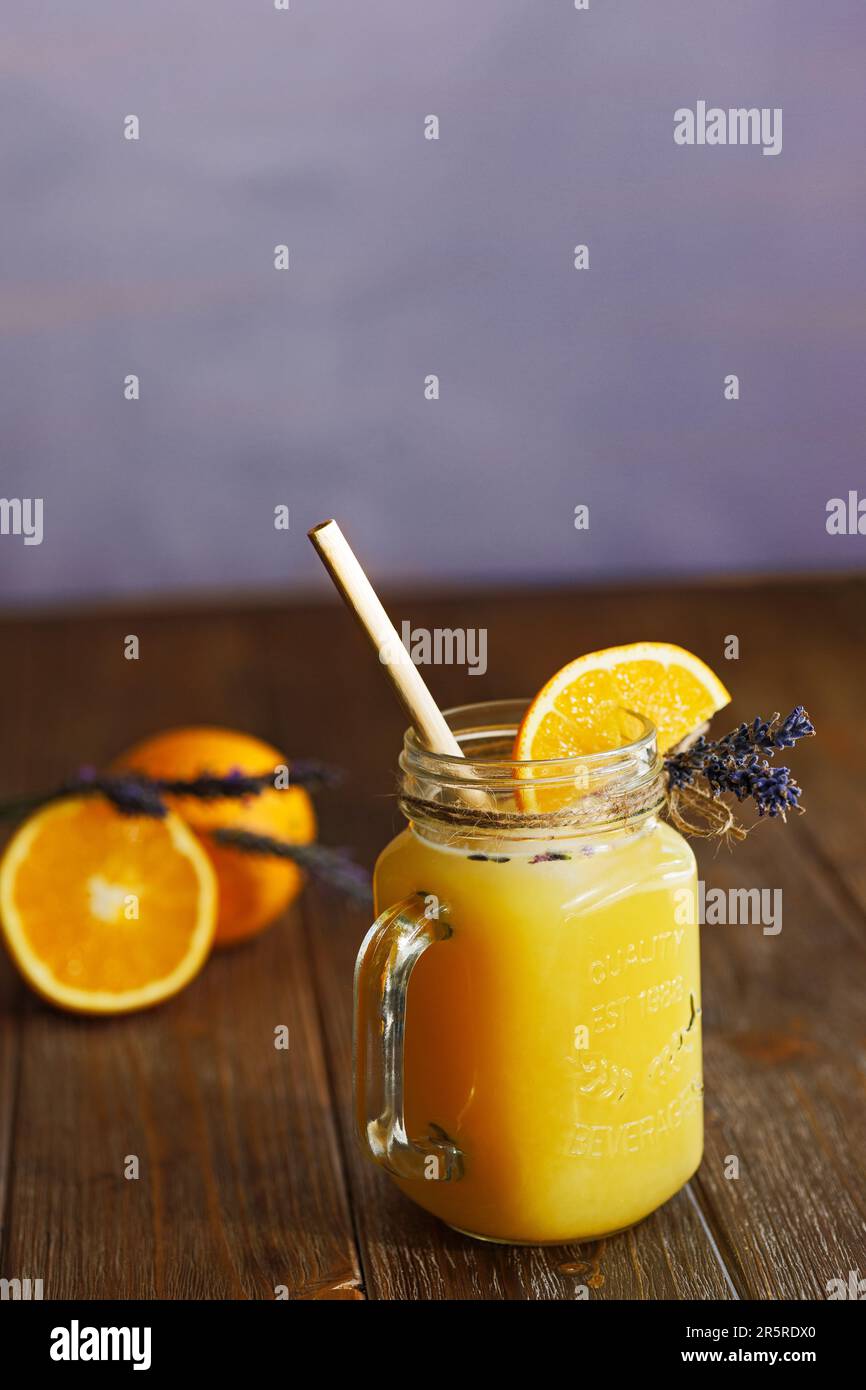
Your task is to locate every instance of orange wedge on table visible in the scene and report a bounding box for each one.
[514,642,731,807]
[0,796,217,1014]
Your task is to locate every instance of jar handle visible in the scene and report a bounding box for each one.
[353,893,463,1182]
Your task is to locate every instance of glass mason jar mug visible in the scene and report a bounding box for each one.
[354,700,703,1245]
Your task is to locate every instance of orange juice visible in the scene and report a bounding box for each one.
[355,701,703,1245]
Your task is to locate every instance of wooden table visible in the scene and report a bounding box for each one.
[0,575,863,1300]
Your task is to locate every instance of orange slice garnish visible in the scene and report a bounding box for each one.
[514,642,731,809]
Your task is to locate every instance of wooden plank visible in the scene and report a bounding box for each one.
[0,960,24,1267]
[0,610,363,1299]
[736,577,866,921]
[1,575,863,1299]
[0,620,35,1276]
[3,908,363,1299]
[693,825,866,1298]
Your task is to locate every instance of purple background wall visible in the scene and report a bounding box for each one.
[2,0,864,607]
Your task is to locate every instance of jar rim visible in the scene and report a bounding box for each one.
[402,698,658,786]
[398,699,665,833]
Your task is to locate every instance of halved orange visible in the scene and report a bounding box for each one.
[0,795,217,1014]
[515,642,731,763]
[112,727,317,947]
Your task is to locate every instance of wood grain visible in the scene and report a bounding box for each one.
[0,575,864,1299]
[0,610,362,1300]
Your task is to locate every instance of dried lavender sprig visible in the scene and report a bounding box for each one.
[715,755,803,818]
[667,707,814,787]
[0,762,342,823]
[708,707,815,760]
[284,759,344,789]
[665,706,814,819]
[0,774,169,821]
[213,828,373,907]
[665,706,814,788]
[120,761,342,796]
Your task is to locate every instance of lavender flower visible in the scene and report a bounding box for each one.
[124,761,341,800]
[0,762,341,823]
[664,706,814,819]
[213,829,372,907]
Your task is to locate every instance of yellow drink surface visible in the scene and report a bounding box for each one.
[373,820,702,1243]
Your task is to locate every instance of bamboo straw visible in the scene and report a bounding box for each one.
[308,520,489,807]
